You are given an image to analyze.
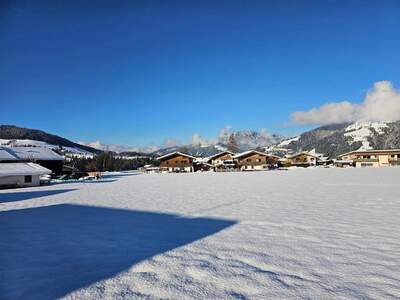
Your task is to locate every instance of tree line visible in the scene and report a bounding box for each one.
[66,152,157,172]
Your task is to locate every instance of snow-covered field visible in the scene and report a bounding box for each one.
[1,168,400,299]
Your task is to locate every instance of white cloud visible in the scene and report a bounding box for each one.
[291,81,400,125]
[218,125,233,140]
[259,128,273,139]
[191,133,207,146]
[164,138,181,148]
[78,124,280,154]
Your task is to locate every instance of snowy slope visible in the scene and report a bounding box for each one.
[343,122,388,150]
[1,169,400,299]
[0,125,100,154]
[267,121,400,158]
[0,139,94,158]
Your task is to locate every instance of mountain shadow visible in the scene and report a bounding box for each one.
[0,204,235,299]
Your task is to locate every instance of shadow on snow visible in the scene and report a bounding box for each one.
[0,189,77,203]
[0,204,236,299]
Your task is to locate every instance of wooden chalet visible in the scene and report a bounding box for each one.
[233,150,278,171]
[285,152,320,167]
[207,150,236,171]
[337,149,400,168]
[157,152,196,173]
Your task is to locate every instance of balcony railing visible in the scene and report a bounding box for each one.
[354,158,379,162]
[389,157,400,161]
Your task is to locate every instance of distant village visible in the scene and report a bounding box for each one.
[143,148,400,173]
[1,143,400,189]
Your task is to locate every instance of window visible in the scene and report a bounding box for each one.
[246,158,251,162]
[361,163,373,167]
[24,175,32,183]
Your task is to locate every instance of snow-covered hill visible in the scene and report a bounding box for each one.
[267,121,400,158]
[0,139,94,159]
[0,125,100,154]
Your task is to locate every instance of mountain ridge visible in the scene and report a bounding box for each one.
[2,122,400,159]
[266,121,400,158]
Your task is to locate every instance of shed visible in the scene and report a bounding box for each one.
[0,162,52,188]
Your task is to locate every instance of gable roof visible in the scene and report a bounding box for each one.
[7,147,64,161]
[0,162,51,177]
[156,151,196,161]
[286,152,319,159]
[233,150,272,159]
[208,151,235,161]
[0,147,18,161]
[337,149,400,158]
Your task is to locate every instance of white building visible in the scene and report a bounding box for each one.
[0,163,52,188]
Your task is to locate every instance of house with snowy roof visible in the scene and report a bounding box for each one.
[285,152,320,167]
[233,150,279,171]
[157,152,196,173]
[337,149,400,168]
[0,146,64,175]
[0,162,51,188]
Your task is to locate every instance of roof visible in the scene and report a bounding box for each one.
[0,162,52,177]
[0,146,64,161]
[286,152,319,159]
[233,150,272,159]
[156,151,196,160]
[0,147,18,161]
[208,151,235,161]
[337,149,400,158]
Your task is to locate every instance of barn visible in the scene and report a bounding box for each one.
[0,146,64,175]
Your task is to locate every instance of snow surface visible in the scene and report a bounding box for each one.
[0,162,51,176]
[278,136,300,147]
[0,139,93,158]
[1,169,400,299]
[344,122,388,151]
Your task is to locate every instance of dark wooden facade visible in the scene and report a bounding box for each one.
[236,151,278,170]
[158,152,194,172]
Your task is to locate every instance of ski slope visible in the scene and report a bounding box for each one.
[1,168,400,299]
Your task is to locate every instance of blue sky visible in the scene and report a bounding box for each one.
[1,1,399,148]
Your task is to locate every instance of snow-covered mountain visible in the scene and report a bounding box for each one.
[266,121,400,158]
[152,130,284,157]
[4,122,400,160]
